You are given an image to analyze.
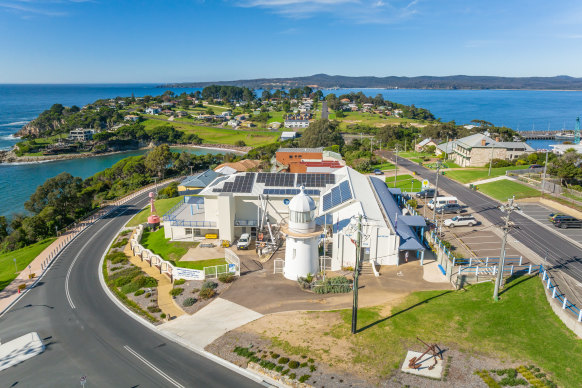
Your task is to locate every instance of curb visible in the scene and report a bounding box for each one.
[99,206,284,388]
[515,210,582,251]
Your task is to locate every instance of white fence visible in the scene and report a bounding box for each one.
[130,224,238,281]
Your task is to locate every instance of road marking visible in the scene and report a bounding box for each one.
[124,345,185,388]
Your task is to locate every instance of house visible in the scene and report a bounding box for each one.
[145,107,161,115]
[69,128,94,142]
[284,119,309,129]
[274,147,345,173]
[415,138,439,152]
[436,140,456,156]
[268,122,282,130]
[124,115,139,122]
[340,98,351,104]
[280,131,298,141]
[177,170,223,195]
[449,134,535,167]
[228,119,240,128]
[214,159,262,175]
[162,168,426,268]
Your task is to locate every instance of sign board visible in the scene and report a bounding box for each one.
[205,233,218,239]
[173,267,204,280]
[365,248,370,254]
[361,241,370,248]
[283,198,290,205]
[422,179,430,190]
[228,263,236,273]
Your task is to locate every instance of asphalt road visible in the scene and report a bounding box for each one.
[380,151,582,283]
[0,193,262,388]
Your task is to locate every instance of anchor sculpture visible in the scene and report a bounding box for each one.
[408,337,443,370]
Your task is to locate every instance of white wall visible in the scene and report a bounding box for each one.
[217,195,235,242]
[284,236,319,280]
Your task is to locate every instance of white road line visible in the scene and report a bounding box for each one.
[65,216,118,309]
[124,345,185,388]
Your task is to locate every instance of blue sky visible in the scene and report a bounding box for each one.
[1,0,582,83]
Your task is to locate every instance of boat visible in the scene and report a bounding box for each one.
[554,132,575,140]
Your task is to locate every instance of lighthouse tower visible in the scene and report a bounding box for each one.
[283,187,321,280]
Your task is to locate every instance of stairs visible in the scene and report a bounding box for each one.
[358,261,375,276]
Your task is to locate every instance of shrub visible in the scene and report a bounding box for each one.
[199,288,216,299]
[298,375,311,383]
[407,199,418,209]
[308,358,314,363]
[278,357,289,365]
[313,276,351,294]
[300,362,307,368]
[271,353,280,359]
[192,288,200,293]
[160,313,166,319]
[112,238,129,248]
[18,283,26,291]
[114,276,133,287]
[281,369,289,376]
[110,266,121,272]
[147,305,161,313]
[259,360,276,370]
[145,292,152,298]
[170,287,184,297]
[288,360,300,369]
[174,279,186,285]
[233,346,255,358]
[289,373,296,379]
[202,281,218,290]
[218,273,236,283]
[275,365,284,373]
[135,289,145,296]
[107,251,128,264]
[182,297,197,307]
[309,364,317,372]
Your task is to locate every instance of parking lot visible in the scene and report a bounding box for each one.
[518,203,582,243]
[450,229,524,261]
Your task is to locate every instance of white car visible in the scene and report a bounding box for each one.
[236,233,252,250]
[444,215,477,228]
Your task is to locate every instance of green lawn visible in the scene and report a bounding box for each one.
[141,119,280,147]
[331,110,423,131]
[0,238,56,291]
[140,227,195,262]
[127,196,184,227]
[385,174,423,192]
[371,162,395,170]
[445,165,530,183]
[477,180,541,201]
[173,258,227,270]
[278,276,582,387]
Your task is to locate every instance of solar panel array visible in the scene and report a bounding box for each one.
[263,188,320,196]
[322,181,353,211]
[213,172,256,193]
[256,173,296,187]
[296,173,335,187]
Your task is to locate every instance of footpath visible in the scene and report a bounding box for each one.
[0,179,176,316]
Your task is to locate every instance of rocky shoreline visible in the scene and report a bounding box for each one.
[0,143,249,165]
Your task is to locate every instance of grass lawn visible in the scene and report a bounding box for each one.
[331,111,422,131]
[141,119,280,147]
[274,276,582,387]
[127,196,184,227]
[172,258,227,270]
[445,165,530,184]
[371,161,395,170]
[140,227,195,262]
[0,238,56,291]
[385,174,423,192]
[477,180,541,201]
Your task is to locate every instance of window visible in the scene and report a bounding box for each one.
[185,228,193,235]
[293,248,296,259]
[194,229,201,236]
[290,210,315,223]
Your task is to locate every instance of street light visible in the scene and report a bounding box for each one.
[394,145,400,187]
[432,161,443,222]
[541,151,549,194]
[13,258,17,274]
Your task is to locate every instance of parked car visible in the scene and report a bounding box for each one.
[552,215,582,229]
[444,215,477,227]
[548,213,565,222]
[373,169,384,175]
[416,188,437,198]
[435,203,463,214]
[236,233,252,250]
[529,164,543,169]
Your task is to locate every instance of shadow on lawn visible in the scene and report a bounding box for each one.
[356,290,452,334]
[499,273,536,296]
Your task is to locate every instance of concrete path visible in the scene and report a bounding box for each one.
[159,298,263,349]
[465,175,513,187]
[421,251,450,283]
[124,240,185,319]
[0,332,44,371]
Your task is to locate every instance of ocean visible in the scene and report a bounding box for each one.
[1,84,582,217]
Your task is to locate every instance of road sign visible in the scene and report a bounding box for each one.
[422,179,430,190]
[228,263,236,273]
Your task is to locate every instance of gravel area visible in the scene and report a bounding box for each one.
[171,276,235,314]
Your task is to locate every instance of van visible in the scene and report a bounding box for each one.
[427,196,458,210]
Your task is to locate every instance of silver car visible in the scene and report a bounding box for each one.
[444,215,477,228]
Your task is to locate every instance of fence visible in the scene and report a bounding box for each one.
[540,267,582,327]
[130,224,238,281]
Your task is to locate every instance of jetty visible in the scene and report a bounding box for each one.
[518,130,573,140]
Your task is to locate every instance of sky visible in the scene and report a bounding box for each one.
[1,0,582,83]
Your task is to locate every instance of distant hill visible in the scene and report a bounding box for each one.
[160,74,582,90]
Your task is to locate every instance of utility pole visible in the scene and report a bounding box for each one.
[488,142,494,177]
[541,151,549,194]
[394,145,400,187]
[493,196,520,301]
[351,214,362,334]
[432,161,442,222]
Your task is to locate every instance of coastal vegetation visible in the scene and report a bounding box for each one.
[0,238,55,291]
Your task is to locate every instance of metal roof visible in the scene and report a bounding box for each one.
[277,147,323,153]
[180,170,222,188]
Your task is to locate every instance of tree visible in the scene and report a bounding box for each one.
[299,120,344,149]
[145,144,172,178]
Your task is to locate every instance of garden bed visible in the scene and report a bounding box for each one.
[170,273,237,315]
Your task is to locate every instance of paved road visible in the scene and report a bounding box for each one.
[0,193,262,388]
[379,151,582,283]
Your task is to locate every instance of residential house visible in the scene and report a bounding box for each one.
[214,159,262,175]
[145,107,161,115]
[69,128,94,142]
[449,134,535,167]
[415,138,439,152]
[124,115,139,122]
[177,170,223,195]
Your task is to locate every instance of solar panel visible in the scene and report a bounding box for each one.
[262,188,320,196]
[322,180,352,211]
[214,173,256,193]
[296,173,335,187]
